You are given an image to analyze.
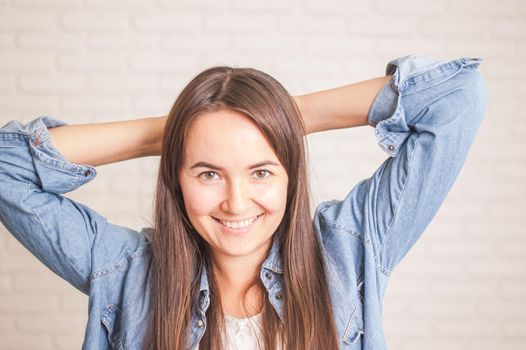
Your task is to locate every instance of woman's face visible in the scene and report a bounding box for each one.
[179,109,289,261]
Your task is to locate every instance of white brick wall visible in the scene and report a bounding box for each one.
[0,1,523,349]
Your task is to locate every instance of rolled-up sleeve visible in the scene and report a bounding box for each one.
[0,116,150,295]
[318,54,488,275]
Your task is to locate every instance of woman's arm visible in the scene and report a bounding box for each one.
[48,115,168,167]
[48,74,391,167]
[294,75,392,135]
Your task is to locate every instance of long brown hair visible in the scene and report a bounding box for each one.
[145,65,339,349]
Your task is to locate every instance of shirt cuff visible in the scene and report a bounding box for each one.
[0,115,97,194]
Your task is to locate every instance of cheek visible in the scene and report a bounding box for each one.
[180,180,219,217]
[255,181,288,214]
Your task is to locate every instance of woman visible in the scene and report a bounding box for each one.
[0,54,487,349]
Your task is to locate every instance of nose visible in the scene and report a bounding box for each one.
[220,178,252,215]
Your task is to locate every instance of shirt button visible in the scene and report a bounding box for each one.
[265,272,272,280]
[196,319,204,328]
[276,293,283,300]
[388,144,395,151]
[84,169,92,176]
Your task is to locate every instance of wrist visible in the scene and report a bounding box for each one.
[145,115,168,156]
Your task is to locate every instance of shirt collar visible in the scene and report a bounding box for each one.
[198,237,284,294]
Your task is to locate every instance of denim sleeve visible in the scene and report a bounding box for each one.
[0,116,150,294]
[318,54,488,275]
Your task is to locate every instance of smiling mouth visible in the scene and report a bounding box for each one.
[212,214,263,229]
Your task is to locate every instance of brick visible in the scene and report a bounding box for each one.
[500,281,526,298]
[435,318,498,337]
[88,33,156,51]
[402,339,469,350]
[0,335,54,349]
[480,59,526,80]
[409,300,477,316]
[466,219,524,239]
[61,13,128,32]
[54,333,85,350]
[204,15,271,34]
[304,0,370,15]
[275,16,345,35]
[129,53,199,74]
[0,293,59,313]
[58,54,127,73]
[60,95,131,115]
[0,250,50,272]
[19,74,85,94]
[445,40,515,60]
[155,0,224,12]
[384,276,430,297]
[0,94,59,120]
[0,74,16,92]
[431,278,498,298]
[131,14,200,33]
[383,316,434,337]
[503,321,526,338]
[396,259,467,278]
[304,36,374,57]
[0,54,55,73]
[346,17,416,38]
[13,0,81,10]
[468,260,526,279]
[374,39,443,58]
[491,19,526,40]
[445,0,516,16]
[375,0,445,16]
[419,18,488,39]
[132,94,174,116]
[160,35,230,53]
[274,58,341,79]
[435,199,487,221]
[476,123,514,142]
[0,11,57,32]
[15,315,85,333]
[14,274,71,293]
[88,75,157,94]
[0,274,11,291]
[231,35,302,55]
[467,340,526,350]
[59,293,88,312]
[382,299,409,315]
[229,0,296,14]
[429,239,494,259]
[497,240,526,257]
[84,0,153,11]
[17,33,84,52]
[479,300,526,316]
[0,33,14,48]
[0,316,15,333]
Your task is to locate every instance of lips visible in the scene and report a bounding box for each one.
[212,214,263,232]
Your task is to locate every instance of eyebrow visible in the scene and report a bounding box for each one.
[190,161,280,171]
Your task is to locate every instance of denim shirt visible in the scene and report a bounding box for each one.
[0,54,487,350]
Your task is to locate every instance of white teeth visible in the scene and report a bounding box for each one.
[219,215,259,229]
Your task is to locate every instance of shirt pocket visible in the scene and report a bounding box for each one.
[341,277,365,346]
[101,304,124,349]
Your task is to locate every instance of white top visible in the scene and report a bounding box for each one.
[196,312,264,350]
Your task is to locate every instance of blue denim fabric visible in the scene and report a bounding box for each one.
[0,54,487,349]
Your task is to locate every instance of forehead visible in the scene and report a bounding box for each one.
[183,109,279,166]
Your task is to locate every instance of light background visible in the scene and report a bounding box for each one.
[0,0,524,349]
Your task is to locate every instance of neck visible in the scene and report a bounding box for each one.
[211,250,264,291]
[210,244,271,315]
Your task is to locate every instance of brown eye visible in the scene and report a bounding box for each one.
[200,171,219,181]
[253,170,271,179]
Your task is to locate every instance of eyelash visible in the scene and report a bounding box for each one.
[198,170,272,181]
